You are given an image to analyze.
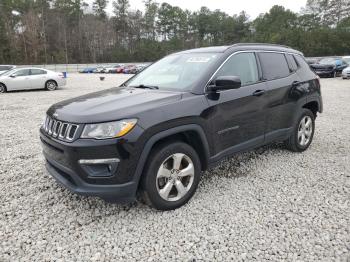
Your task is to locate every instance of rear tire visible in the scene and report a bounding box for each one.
[285,109,315,152]
[0,83,6,93]
[140,142,201,210]
[46,80,57,91]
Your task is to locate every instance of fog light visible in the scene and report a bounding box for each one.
[79,158,120,177]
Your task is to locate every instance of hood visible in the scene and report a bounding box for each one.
[47,87,182,124]
[310,63,335,70]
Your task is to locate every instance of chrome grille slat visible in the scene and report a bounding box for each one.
[48,119,54,135]
[43,115,79,142]
[59,123,69,138]
[53,121,61,137]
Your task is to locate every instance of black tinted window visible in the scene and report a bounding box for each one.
[12,69,30,77]
[31,69,47,75]
[285,54,298,72]
[259,52,290,80]
[216,52,259,86]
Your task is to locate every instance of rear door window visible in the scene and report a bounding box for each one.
[258,52,290,80]
[215,52,259,86]
[31,69,47,75]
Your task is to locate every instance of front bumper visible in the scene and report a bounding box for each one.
[315,70,334,76]
[45,156,136,203]
[40,127,142,203]
[342,72,350,78]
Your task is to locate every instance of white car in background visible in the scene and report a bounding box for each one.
[0,68,66,93]
[342,66,350,79]
[342,56,350,79]
[0,65,16,75]
[342,56,350,64]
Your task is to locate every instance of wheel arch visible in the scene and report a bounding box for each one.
[133,124,210,191]
[0,82,7,91]
[46,79,58,87]
[303,100,320,118]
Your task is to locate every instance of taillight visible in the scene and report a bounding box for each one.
[316,76,321,89]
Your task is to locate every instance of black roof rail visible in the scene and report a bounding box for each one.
[230,43,293,49]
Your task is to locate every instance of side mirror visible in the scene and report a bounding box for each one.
[10,75,16,78]
[208,76,241,92]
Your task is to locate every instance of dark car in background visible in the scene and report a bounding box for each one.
[310,57,348,78]
[40,43,323,210]
[122,65,137,74]
[79,67,97,73]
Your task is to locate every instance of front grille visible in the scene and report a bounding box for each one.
[43,115,79,142]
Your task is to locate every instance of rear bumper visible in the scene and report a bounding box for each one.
[58,78,67,87]
[45,155,137,203]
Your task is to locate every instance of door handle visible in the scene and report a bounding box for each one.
[252,90,265,96]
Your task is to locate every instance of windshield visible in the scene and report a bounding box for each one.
[125,53,220,90]
[343,58,350,64]
[319,58,338,65]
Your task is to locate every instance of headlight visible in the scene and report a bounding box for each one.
[81,119,137,139]
[41,115,48,128]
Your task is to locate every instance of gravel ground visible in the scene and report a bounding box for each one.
[0,74,349,261]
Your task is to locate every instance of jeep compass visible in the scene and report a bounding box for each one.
[40,43,323,210]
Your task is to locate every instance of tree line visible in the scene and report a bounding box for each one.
[0,0,349,65]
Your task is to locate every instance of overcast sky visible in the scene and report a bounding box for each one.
[104,0,307,19]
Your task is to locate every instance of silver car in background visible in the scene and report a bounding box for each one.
[0,68,66,93]
[342,66,350,79]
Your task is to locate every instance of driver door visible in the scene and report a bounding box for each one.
[6,69,32,90]
[205,52,268,156]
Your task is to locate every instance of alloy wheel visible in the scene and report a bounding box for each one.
[47,81,57,91]
[156,153,195,202]
[298,116,313,146]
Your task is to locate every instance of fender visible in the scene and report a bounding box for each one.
[306,96,323,113]
[131,124,210,191]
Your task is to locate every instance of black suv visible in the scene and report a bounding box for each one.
[310,57,348,78]
[40,44,323,210]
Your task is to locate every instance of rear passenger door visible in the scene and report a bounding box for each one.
[29,69,48,89]
[258,52,302,143]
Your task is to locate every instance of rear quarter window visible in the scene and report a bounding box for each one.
[294,55,310,70]
[258,52,290,80]
[285,54,298,72]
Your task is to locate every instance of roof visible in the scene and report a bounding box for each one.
[179,46,231,53]
[178,43,302,55]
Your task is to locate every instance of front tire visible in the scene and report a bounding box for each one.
[285,109,315,152]
[140,142,201,210]
[0,83,6,93]
[46,80,57,91]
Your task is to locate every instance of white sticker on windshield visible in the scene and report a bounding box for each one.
[186,57,211,63]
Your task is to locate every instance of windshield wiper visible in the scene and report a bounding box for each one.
[130,84,159,90]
